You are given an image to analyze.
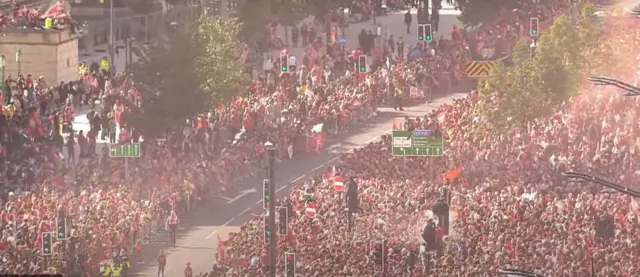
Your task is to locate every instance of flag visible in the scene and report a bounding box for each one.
[444,167,463,182]
[311,123,323,133]
[40,1,67,19]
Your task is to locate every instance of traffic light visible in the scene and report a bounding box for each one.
[263,179,270,209]
[280,55,289,73]
[278,206,288,235]
[284,252,296,277]
[56,216,69,240]
[530,17,539,36]
[42,232,53,256]
[358,55,367,73]
[263,214,271,245]
[373,240,385,273]
[425,24,433,41]
[417,24,425,41]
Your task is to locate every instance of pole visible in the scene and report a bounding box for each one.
[1,54,5,106]
[124,157,129,180]
[266,143,277,277]
[15,48,21,76]
[109,0,115,75]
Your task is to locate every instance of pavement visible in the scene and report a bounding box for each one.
[123,7,466,276]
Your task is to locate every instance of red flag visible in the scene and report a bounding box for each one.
[40,1,65,19]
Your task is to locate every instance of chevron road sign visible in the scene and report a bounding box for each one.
[465,60,500,78]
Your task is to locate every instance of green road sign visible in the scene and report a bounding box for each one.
[109,143,141,158]
[392,130,445,156]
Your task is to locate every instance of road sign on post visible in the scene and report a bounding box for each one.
[391,130,445,156]
[109,143,141,157]
[305,202,316,218]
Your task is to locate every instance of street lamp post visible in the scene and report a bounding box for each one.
[109,0,115,75]
[15,48,21,76]
[1,55,5,106]
[265,141,277,277]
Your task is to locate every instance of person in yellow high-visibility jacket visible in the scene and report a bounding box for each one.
[44,17,53,29]
[100,57,110,74]
[79,62,88,75]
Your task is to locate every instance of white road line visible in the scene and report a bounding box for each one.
[311,164,325,171]
[256,199,263,205]
[290,174,306,183]
[204,217,236,239]
[239,208,251,216]
[222,218,235,227]
[276,185,288,192]
[204,230,218,240]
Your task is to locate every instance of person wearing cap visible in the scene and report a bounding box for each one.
[184,262,193,277]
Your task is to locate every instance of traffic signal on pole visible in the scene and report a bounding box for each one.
[278,206,288,235]
[530,17,539,36]
[425,24,433,41]
[417,24,425,41]
[263,214,271,245]
[57,216,69,240]
[284,252,296,277]
[42,232,53,256]
[281,55,288,72]
[263,179,270,209]
[373,240,385,273]
[358,55,367,73]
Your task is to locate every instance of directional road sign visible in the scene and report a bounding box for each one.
[338,36,347,44]
[109,143,141,158]
[392,130,444,156]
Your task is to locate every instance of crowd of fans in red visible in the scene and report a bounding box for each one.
[0,12,472,276]
[0,0,598,275]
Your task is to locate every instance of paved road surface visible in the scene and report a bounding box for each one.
[107,8,465,277]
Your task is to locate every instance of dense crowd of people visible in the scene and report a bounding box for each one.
[0,5,472,275]
[213,81,640,277]
[2,0,623,276]
[209,5,640,277]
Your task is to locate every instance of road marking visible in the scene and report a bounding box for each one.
[311,164,325,171]
[255,199,263,205]
[204,217,236,239]
[276,185,288,192]
[239,208,251,216]
[204,230,218,240]
[290,174,305,183]
[222,218,235,227]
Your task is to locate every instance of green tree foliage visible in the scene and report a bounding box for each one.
[125,18,248,138]
[475,4,610,131]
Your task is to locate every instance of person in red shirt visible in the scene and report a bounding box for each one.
[157,250,167,277]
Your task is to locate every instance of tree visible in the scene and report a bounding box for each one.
[475,4,611,131]
[125,18,248,138]
[197,18,250,104]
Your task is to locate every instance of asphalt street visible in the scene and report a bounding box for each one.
[120,7,466,277]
